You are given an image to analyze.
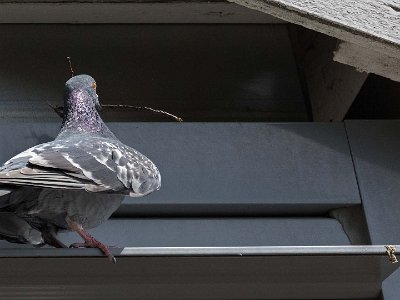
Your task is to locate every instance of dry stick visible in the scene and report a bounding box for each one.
[47,102,183,122]
[66,57,74,78]
[47,102,64,118]
[61,57,181,121]
[102,104,183,122]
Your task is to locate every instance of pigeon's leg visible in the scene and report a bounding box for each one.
[42,231,68,248]
[65,216,116,263]
[70,242,118,248]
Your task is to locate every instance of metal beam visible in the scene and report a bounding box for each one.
[0,1,282,23]
[0,245,395,299]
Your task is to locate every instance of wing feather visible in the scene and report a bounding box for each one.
[0,135,160,195]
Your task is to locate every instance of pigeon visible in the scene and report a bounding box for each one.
[0,74,161,262]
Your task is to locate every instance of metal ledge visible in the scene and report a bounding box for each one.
[0,245,394,257]
[0,246,397,299]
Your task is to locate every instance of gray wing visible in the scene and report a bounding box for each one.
[0,148,106,192]
[0,143,96,194]
[0,136,161,196]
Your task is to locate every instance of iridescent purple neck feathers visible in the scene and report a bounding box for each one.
[58,75,115,140]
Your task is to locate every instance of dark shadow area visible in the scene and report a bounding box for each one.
[346,74,400,119]
[0,24,307,122]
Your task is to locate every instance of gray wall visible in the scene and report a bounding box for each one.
[346,120,400,300]
[0,24,307,122]
[0,122,360,215]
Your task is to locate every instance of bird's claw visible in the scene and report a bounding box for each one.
[69,241,116,263]
[66,217,117,263]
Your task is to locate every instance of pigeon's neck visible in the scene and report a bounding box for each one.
[59,90,116,139]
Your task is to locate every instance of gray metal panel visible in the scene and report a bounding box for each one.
[345,120,400,300]
[0,246,395,299]
[0,122,360,214]
[0,218,351,248]
[345,120,400,244]
[54,218,351,247]
[112,122,360,214]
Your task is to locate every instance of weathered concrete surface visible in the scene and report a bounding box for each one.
[289,28,368,121]
[335,41,400,82]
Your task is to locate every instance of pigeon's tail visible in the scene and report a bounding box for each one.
[129,173,161,197]
[140,175,161,194]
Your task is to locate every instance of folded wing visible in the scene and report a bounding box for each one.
[0,135,161,196]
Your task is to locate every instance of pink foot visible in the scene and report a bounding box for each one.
[66,217,116,264]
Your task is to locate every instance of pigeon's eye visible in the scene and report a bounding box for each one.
[92,82,97,90]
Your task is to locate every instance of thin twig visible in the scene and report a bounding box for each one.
[46,102,183,122]
[47,102,64,118]
[66,57,74,78]
[102,104,183,122]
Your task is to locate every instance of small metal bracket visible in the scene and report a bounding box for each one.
[385,245,398,264]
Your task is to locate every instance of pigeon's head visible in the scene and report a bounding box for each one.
[64,74,102,111]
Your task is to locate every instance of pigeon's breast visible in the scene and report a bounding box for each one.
[26,189,124,230]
